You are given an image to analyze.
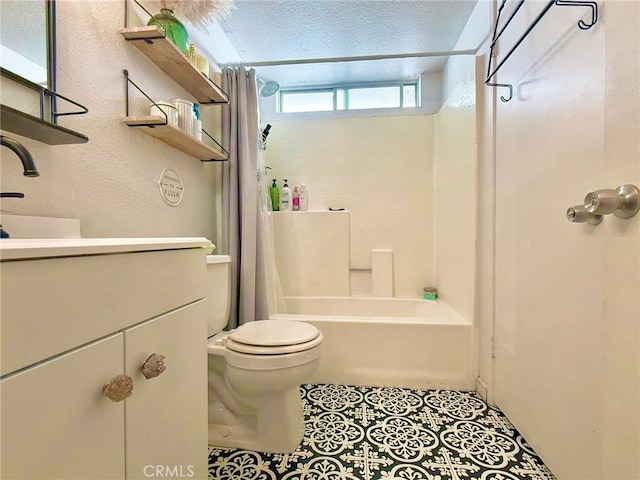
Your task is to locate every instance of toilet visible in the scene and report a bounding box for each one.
[204,255,323,453]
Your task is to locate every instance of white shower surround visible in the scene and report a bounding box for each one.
[267,70,480,392]
[272,296,475,390]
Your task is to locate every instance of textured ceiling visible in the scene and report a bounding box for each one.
[214,0,479,88]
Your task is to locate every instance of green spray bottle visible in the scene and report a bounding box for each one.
[270,179,280,211]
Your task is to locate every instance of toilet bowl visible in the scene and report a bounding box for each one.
[204,255,322,453]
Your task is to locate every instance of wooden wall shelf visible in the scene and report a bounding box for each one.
[120,26,228,105]
[123,116,228,161]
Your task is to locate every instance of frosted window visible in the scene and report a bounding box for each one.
[279,83,419,113]
[348,87,401,110]
[280,91,333,112]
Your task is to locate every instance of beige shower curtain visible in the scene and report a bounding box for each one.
[221,66,284,329]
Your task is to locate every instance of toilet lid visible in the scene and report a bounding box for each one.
[227,320,321,355]
[231,320,319,346]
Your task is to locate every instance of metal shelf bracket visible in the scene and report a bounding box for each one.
[485,0,599,102]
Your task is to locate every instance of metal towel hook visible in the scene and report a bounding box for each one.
[485,0,599,102]
[555,0,599,30]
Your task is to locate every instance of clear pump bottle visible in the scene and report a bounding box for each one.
[299,183,308,211]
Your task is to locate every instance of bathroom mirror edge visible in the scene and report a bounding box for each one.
[47,0,57,94]
[0,0,54,90]
[0,1,89,145]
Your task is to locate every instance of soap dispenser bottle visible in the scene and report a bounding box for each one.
[270,179,280,211]
[280,179,292,211]
[292,186,300,211]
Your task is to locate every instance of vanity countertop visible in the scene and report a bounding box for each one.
[0,237,212,260]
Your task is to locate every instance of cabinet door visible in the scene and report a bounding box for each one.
[124,301,208,480]
[0,334,125,480]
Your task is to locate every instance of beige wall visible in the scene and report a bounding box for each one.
[482,0,639,477]
[434,63,477,321]
[0,1,222,240]
[265,115,436,298]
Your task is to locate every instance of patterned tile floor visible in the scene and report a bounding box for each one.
[208,384,556,479]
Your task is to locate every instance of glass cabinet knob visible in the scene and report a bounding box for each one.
[103,374,133,402]
[141,353,167,379]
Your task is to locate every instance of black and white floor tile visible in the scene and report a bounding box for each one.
[208,384,555,479]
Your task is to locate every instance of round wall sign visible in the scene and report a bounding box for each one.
[157,168,184,206]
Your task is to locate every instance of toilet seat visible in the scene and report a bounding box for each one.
[225,334,322,355]
[227,320,321,355]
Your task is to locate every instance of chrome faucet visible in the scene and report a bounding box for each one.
[1,135,39,177]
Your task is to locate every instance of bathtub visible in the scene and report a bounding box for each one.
[271,297,475,390]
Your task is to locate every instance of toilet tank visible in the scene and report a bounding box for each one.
[205,255,231,337]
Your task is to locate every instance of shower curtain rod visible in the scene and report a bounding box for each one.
[242,48,479,67]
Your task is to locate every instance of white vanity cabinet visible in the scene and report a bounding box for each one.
[1,333,127,479]
[124,301,207,479]
[0,239,210,480]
